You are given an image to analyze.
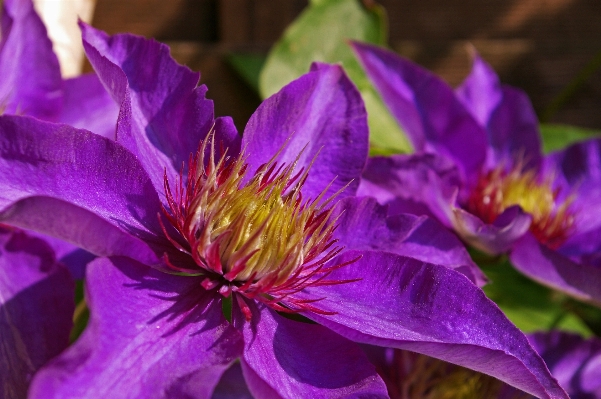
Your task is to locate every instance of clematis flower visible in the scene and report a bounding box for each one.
[353,42,601,305]
[529,331,601,398]
[0,225,74,399]
[0,25,568,398]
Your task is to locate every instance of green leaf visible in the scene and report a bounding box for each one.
[540,123,601,153]
[69,280,89,343]
[363,88,413,155]
[479,256,593,336]
[259,0,411,154]
[227,53,266,94]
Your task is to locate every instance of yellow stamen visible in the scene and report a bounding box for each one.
[163,135,341,287]
[383,351,530,399]
[467,161,575,249]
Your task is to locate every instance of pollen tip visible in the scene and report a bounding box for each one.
[158,137,360,318]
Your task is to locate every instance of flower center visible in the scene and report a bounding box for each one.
[466,163,575,249]
[159,137,356,317]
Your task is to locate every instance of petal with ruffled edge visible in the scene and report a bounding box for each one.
[332,196,486,286]
[232,300,388,399]
[510,233,601,305]
[80,22,240,191]
[529,331,601,398]
[0,227,74,399]
[543,138,601,263]
[242,62,368,200]
[0,0,61,120]
[0,115,163,263]
[58,74,119,138]
[302,251,568,399]
[30,257,243,399]
[351,41,487,178]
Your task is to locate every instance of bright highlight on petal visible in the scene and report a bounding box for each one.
[160,136,356,317]
[466,162,575,249]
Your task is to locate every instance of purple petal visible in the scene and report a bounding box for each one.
[80,23,238,191]
[456,53,542,169]
[2,196,157,268]
[0,227,74,398]
[486,86,542,169]
[232,301,388,398]
[0,0,62,120]
[242,62,368,200]
[351,41,487,177]
[332,196,487,286]
[0,115,163,262]
[529,331,601,398]
[57,247,95,280]
[510,233,601,305]
[452,205,532,255]
[30,257,244,399]
[544,138,601,259]
[302,250,568,399]
[456,50,503,127]
[546,137,601,193]
[357,153,461,227]
[215,116,241,160]
[58,74,119,138]
[358,151,523,256]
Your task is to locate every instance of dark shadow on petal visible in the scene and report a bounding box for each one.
[1,265,73,398]
[59,249,95,280]
[271,314,377,389]
[210,362,253,399]
[115,257,225,339]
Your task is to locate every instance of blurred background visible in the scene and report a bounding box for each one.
[84,0,601,133]
[27,0,601,133]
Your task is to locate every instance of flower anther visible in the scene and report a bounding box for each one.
[159,136,358,319]
[466,161,575,249]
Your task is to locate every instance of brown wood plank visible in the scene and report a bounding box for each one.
[42,0,601,129]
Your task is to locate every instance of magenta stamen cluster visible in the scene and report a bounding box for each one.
[158,138,359,319]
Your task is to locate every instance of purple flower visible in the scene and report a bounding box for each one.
[0,25,568,398]
[353,42,601,305]
[0,225,74,398]
[529,331,601,399]
[0,0,118,137]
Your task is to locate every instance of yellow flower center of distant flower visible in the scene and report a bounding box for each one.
[466,162,575,249]
[379,350,531,399]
